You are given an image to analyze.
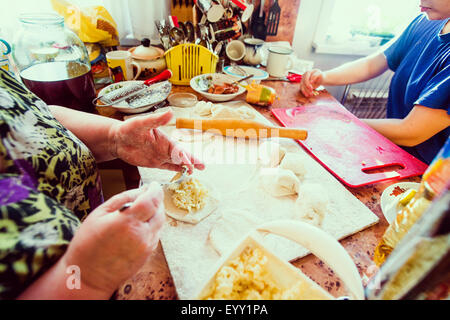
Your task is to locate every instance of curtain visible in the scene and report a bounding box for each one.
[104,0,170,44]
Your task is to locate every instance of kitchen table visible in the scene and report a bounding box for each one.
[108,79,421,300]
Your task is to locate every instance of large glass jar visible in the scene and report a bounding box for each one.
[12,13,96,112]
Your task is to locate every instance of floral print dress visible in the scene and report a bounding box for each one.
[0,69,103,299]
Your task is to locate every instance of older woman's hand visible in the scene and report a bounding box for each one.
[61,182,165,296]
[300,69,325,98]
[109,110,204,174]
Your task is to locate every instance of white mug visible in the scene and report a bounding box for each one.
[266,46,294,78]
[225,40,246,62]
[105,50,141,82]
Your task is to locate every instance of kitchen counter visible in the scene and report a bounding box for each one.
[109,78,421,300]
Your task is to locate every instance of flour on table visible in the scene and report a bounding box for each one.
[208,209,263,256]
[294,183,329,227]
[138,101,379,299]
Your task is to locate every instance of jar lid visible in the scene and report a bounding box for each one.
[129,38,164,60]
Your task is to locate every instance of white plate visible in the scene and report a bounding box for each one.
[190,73,247,102]
[97,80,171,114]
[380,182,421,224]
[223,65,269,81]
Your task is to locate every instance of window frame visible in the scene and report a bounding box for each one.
[311,0,412,56]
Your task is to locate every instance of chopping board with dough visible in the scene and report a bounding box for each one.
[138,100,379,300]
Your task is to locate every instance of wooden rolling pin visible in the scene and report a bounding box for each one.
[176,118,308,140]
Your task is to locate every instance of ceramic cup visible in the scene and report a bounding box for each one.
[243,38,264,66]
[106,50,141,82]
[226,40,246,62]
[266,46,295,78]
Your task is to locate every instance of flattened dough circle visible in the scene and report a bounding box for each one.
[163,182,219,224]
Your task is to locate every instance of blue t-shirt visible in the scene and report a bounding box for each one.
[384,14,450,164]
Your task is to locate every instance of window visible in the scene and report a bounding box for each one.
[313,0,421,55]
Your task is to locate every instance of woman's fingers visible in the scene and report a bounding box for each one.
[100,187,148,214]
[121,182,164,222]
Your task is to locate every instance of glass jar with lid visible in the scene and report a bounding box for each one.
[12,13,96,112]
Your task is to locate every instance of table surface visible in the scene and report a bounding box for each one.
[111,79,421,300]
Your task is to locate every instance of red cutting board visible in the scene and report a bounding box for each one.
[272,104,428,188]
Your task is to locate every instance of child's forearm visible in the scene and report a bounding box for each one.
[323,53,389,86]
[363,106,450,147]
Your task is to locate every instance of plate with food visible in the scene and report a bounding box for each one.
[380,182,421,224]
[190,73,247,102]
[96,80,171,114]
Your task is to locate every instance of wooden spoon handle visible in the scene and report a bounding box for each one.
[176,118,308,140]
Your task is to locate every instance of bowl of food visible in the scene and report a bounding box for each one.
[195,220,365,300]
[190,73,247,102]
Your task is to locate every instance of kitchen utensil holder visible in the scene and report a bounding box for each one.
[164,43,219,85]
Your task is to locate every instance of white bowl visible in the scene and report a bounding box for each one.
[190,73,247,102]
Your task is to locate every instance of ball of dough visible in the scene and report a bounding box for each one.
[258,141,287,168]
[259,167,300,197]
[294,183,329,227]
[193,101,215,116]
[279,152,307,179]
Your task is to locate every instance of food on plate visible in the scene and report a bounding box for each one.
[259,167,300,197]
[295,183,329,227]
[208,210,263,256]
[398,189,417,206]
[390,186,406,197]
[258,141,286,168]
[279,152,307,179]
[208,82,240,95]
[196,75,240,95]
[168,178,208,212]
[164,178,218,224]
[201,247,308,300]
